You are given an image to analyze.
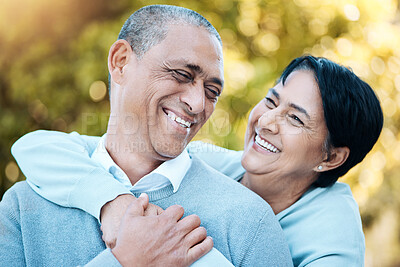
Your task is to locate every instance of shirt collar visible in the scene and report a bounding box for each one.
[146,146,191,192]
[90,134,191,192]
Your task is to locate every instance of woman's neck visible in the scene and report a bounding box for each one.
[241,172,316,215]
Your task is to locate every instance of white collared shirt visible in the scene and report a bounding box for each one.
[91,135,191,193]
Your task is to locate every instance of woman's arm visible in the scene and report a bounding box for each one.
[11,130,132,220]
[11,131,235,266]
[187,141,245,180]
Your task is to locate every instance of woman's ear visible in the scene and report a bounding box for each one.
[314,146,350,172]
[108,39,134,85]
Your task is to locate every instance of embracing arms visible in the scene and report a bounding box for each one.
[11,130,130,219]
[11,130,233,266]
[0,186,212,266]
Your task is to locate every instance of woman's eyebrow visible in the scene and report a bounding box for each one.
[270,88,310,119]
[289,103,311,120]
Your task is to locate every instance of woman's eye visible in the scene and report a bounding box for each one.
[172,70,192,82]
[265,97,276,108]
[289,114,304,126]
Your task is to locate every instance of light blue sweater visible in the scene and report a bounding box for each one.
[3,139,293,266]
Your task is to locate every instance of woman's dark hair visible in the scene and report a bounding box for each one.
[279,55,384,187]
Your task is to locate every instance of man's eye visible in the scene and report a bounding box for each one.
[265,97,276,108]
[172,70,192,82]
[205,86,220,101]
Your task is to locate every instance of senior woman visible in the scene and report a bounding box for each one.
[12,56,383,266]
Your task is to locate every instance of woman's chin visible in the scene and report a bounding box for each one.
[241,150,264,174]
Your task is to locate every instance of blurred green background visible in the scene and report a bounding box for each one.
[1,0,399,265]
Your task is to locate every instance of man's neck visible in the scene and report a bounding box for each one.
[105,134,164,185]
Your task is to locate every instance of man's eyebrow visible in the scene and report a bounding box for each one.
[270,88,280,100]
[186,64,204,74]
[210,77,224,89]
[270,88,310,119]
[186,63,224,88]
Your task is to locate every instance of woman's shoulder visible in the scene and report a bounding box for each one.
[278,182,365,266]
[187,141,245,181]
[305,182,360,216]
[279,182,361,226]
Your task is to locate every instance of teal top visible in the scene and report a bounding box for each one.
[188,141,366,267]
[11,130,365,266]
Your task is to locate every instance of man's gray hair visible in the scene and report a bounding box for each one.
[118,5,222,59]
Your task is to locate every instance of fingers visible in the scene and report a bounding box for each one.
[156,205,164,215]
[187,236,214,264]
[178,214,201,232]
[125,193,149,217]
[163,205,185,222]
[100,229,117,249]
[105,238,116,249]
[184,226,207,248]
[144,203,164,216]
[137,193,149,209]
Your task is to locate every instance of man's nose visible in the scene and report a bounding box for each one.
[180,82,205,114]
[257,111,280,134]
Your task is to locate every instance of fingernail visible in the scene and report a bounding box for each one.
[139,193,146,198]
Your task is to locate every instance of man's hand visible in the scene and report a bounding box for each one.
[111,193,213,267]
[100,194,164,248]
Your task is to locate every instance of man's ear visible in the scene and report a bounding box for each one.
[108,39,134,85]
[314,146,350,172]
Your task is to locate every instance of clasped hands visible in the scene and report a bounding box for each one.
[100,194,213,266]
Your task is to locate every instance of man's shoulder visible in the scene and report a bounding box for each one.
[171,155,291,266]
[1,181,63,212]
[182,155,272,214]
[189,155,259,190]
[0,181,46,219]
[1,181,33,202]
[1,181,82,216]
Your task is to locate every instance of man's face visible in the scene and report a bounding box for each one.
[112,24,224,160]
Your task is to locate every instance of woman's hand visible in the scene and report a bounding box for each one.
[100,194,164,248]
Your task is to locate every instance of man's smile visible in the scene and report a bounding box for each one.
[164,108,194,129]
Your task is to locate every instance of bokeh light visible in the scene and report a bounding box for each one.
[5,162,19,183]
[89,81,107,102]
[344,4,360,21]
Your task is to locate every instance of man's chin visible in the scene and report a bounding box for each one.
[153,143,187,159]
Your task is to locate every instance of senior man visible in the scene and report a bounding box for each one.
[2,5,292,266]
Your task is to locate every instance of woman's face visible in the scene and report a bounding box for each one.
[242,70,329,180]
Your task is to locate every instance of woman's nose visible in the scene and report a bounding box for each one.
[257,111,280,134]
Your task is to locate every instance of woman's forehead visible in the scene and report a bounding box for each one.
[274,71,323,114]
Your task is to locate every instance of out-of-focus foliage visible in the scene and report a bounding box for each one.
[1,0,399,265]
